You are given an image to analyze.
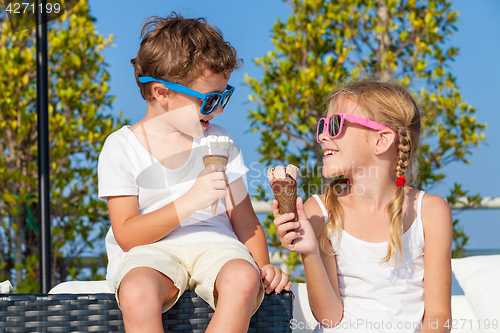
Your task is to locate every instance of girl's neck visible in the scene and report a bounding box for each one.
[341,174,399,213]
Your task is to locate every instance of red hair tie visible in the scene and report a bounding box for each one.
[396,176,405,187]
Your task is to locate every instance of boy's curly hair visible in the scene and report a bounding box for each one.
[131,13,242,101]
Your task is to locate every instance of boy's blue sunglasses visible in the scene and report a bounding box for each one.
[138,76,235,115]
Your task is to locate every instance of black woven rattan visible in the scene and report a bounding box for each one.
[0,291,293,332]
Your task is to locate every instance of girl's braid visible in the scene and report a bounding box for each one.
[396,127,411,178]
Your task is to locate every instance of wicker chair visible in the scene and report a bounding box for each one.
[0,290,293,332]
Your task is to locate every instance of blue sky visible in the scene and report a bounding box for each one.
[88,0,500,253]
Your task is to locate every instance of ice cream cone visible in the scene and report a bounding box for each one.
[200,135,233,217]
[267,164,299,220]
[271,179,298,218]
[203,155,229,217]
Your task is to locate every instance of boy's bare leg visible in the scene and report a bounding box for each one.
[118,267,179,333]
[206,259,261,333]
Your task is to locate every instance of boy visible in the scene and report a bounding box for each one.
[98,13,291,333]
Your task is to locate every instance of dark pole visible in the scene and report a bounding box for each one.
[36,0,51,293]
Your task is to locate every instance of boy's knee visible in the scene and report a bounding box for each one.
[118,270,165,312]
[228,260,260,280]
[217,260,261,296]
[119,277,148,311]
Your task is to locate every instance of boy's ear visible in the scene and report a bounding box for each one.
[152,83,170,106]
[374,129,397,155]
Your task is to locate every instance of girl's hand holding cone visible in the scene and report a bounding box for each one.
[272,197,318,255]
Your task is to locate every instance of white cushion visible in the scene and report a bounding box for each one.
[452,255,500,333]
[49,280,113,294]
[291,283,318,332]
[451,295,480,332]
[0,280,13,293]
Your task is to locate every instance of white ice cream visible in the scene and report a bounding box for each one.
[200,135,233,157]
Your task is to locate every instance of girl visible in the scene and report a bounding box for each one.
[274,81,452,332]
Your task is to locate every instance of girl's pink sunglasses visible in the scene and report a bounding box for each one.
[316,113,397,143]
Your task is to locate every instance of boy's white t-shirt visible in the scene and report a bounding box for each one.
[98,124,249,286]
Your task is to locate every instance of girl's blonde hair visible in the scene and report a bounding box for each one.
[319,81,421,265]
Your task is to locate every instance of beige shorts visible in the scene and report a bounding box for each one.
[113,242,264,314]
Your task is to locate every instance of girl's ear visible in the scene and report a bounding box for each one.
[152,83,170,107]
[374,129,397,155]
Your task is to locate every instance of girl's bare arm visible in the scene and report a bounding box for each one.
[420,194,453,333]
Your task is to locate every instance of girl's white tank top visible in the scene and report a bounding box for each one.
[312,191,425,333]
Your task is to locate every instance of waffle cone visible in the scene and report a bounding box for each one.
[203,155,229,217]
[271,180,298,220]
[203,155,229,168]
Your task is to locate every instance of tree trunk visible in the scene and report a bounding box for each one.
[376,0,393,82]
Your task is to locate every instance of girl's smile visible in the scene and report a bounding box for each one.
[322,148,338,159]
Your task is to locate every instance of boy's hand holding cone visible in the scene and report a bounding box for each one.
[200,135,233,217]
[267,164,299,220]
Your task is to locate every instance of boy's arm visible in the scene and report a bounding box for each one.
[109,166,228,252]
[227,177,291,293]
[108,192,198,252]
[227,177,269,267]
